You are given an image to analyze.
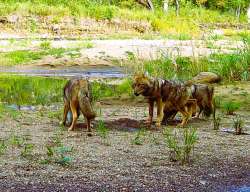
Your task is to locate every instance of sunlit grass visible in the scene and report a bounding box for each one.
[0,1,248,38]
[0,48,79,66]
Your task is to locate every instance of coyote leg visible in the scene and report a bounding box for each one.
[156,99,166,128]
[85,117,93,136]
[63,102,70,126]
[68,101,78,131]
[178,107,190,127]
[146,99,154,127]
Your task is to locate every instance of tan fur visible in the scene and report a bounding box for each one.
[163,99,197,123]
[190,84,214,117]
[132,74,191,128]
[63,79,96,133]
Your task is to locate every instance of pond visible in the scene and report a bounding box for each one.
[0,74,132,107]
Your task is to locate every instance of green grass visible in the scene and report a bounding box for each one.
[0,1,248,38]
[222,101,241,115]
[131,128,146,145]
[163,127,198,164]
[0,75,133,107]
[40,41,52,49]
[0,75,66,106]
[133,36,250,81]
[0,48,79,66]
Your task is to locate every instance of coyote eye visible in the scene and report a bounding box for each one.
[139,83,145,87]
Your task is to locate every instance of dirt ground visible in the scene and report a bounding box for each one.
[0,97,249,192]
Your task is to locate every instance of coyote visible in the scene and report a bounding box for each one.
[163,84,214,121]
[190,83,214,117]
[132,73,214,127]
[162,99,197,124]
[132,73,192,127]
[63,79,96,133]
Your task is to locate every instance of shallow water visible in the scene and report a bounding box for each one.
[0,66,126,79]
[228,186,250,192]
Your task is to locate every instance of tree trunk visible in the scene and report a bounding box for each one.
[248,7,250,23]
[136,0,154,11]
[236,5,241,20]
[163,0,169,13]
[175,0,180,16]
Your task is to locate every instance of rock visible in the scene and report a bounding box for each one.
[199,180,207,185]
[0,15,20,24]
[8,15,20,23]
[192,72,222,84]
[0,16,8,23]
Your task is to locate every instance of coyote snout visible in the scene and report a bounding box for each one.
[63,79,96,134]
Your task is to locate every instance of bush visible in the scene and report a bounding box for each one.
[233,115,245,135]
[87,5,115,21]
[222,101,241,115]
[163,127,198,164]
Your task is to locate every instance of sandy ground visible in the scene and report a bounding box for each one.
[0,39,243,60]
[0,100,249,192]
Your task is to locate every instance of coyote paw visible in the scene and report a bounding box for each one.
[177,123,185,128]
[145,119,152,128]
[155,121,161,129]
[87,132,93,137]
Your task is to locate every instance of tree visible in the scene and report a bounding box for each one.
[163,0,169,13]
[175,0,180,16]
[136,0,154,10]
[228,0,246,19]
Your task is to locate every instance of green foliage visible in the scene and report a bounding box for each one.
[116,78,133,97]
[233,115,245,135]
[92,78,133,101]
[87,5,115,21]
[136,36,250,82]
[213,108,221,130]
[0,140,7,155]
[131,128,146,145]
[41,129,73,166]
[96,120,111,145]
[9,135,25,148]
[163,127,198,164]
[0,0,247,39]
[82,41,94,49]
[42,145,73,166]
[0,75,134,108]
[0,75,66,106]
[142,57,176,79]
[222,100,241,115]
[55,146,73,166]
[0,48,77,66]
[126,51,136,61]
[96,120,109,139]
[92,81,115,101]
[40,41,51,49]
[21,143,34,158]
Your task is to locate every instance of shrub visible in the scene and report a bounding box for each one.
[163,127,198,164]
[40,41,51,50]
[131,128,146,145]
[96,120,110,145]
[233,115,245,135]
[222,101,241,115]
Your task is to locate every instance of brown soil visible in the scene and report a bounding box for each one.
[0,100,249,192]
